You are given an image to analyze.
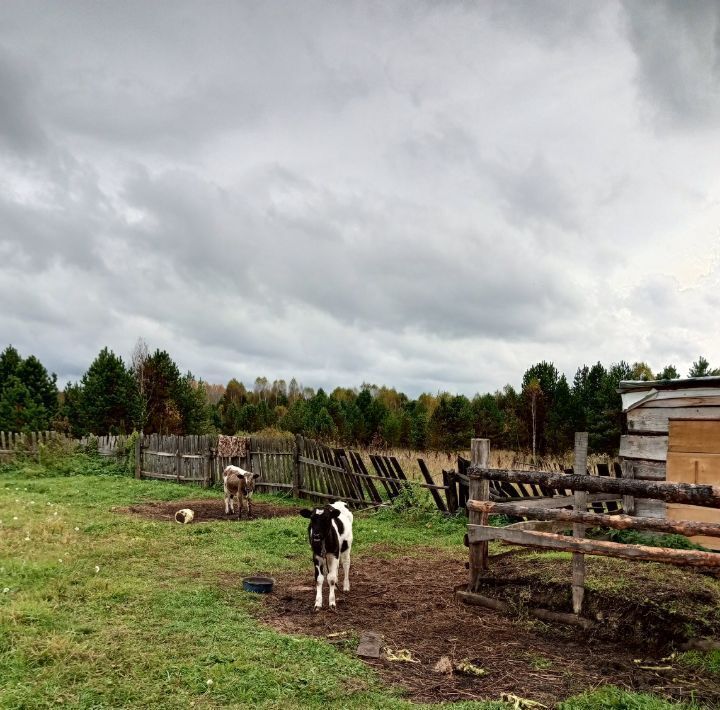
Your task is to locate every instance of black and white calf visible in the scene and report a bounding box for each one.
[299,501,353,611]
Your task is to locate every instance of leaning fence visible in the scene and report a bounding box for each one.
[459,433,720,622]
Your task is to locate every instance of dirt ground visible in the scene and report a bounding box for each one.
[259,549,720,707]
[119,498,298,522]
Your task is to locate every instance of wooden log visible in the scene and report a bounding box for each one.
[572,432,588,615]
[418,458,447,512]
[469,439,490,590]
[468,467,720,507]
[455,590,593,629]
[467,526,720,567]
[466,500,720,537]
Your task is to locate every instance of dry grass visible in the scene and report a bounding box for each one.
[358,447,616,483]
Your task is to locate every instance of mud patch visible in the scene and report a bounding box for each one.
[118,498,298,522]
[258,550,720,706]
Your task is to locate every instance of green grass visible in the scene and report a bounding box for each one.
[558,686,702,709]
[0,455,702,709]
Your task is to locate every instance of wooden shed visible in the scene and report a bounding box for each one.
[619,376,720,549]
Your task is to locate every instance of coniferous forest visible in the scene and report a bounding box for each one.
[1,342,718,455]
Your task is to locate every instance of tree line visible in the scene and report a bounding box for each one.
[1,341,718,454]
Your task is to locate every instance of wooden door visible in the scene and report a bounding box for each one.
[666,419,720,550]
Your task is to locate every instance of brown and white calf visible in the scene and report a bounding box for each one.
[299,501,353,611]
[222,465,260,519]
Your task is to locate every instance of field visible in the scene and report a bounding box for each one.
[2,454,720,709]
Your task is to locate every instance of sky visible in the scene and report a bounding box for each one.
[1,1,719,396]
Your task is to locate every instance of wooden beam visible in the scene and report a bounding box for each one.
[467,500,720,538]
[468,439,490,590]
[468,467,720,507]
[572,432,588,615]
[467,525,720,567]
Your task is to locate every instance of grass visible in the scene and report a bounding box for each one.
[0,454,707,709]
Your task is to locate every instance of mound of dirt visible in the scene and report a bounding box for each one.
[118,498,298,522]
[258,549,720,706]
[476,549,720,648]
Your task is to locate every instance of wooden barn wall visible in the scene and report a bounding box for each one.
[621,397,720,520]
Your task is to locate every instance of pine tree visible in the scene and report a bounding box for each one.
[80,348,139,434]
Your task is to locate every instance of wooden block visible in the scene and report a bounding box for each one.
[669,420,720,455]
[627,407,720,433]
[356,632,382,658]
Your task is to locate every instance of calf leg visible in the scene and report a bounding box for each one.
[224,493,231,515]
[340,549,351,592]
[313,556,324,611]
[242,496,250,519]
[327,554,339,610]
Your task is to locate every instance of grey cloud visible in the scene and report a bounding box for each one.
[0,49,46,155]
[622,0,720,126]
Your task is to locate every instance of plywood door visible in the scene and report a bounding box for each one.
[667,419,720,550]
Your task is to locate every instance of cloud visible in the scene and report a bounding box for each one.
[0,1,719,395]
[621,0,720,127]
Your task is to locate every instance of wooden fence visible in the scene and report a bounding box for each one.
[134,433,455,509]
[459,433,720,623]
[0,430,73,460]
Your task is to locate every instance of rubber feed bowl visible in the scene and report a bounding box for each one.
[242,576,275,594]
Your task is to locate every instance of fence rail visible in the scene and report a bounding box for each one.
[461,433,720,621]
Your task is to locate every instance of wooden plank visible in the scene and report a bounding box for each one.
[628,407,720,433]
[469,467,720,507]
[623,459,666,482]
[669,420,720,455]
[620,435,668,462]
[467,526,720,567]
[443,470,458,513]
[418,458,447,512]
[644,394,720,408]
[634,498,665,519]
[468,500,720,538]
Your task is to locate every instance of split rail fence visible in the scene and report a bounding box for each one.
[459,433,720,623]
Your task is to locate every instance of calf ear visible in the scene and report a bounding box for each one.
[299,509,313,518]
[252,473,260,480]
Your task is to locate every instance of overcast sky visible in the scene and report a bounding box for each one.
[1,1,719,396]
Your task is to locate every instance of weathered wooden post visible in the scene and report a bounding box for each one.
[468,438,490,591]
[293,434,303,499]
[572,431,589,615]
[135,433,143,479]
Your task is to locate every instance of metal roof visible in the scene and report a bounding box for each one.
[618,376,720,393]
